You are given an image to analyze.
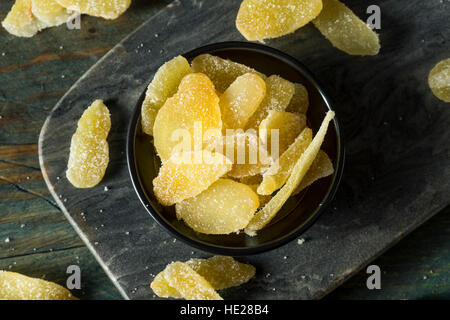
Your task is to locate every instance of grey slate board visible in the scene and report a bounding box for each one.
[39,0,450,299]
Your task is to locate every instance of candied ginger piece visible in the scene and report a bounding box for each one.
[0,271,77,300]
[2,0,46,38]
[259,110,307,156]
[153,151,232,206]
[286,83,309,114]
[54,0,131,19]
[293,149,334,194]
[191,54,266,93]
[76,99,111,141]
[312,0,380,56]
[153,73,222,162]
[162,262,222,300]
[66,100,110,188]
[245,75,295,130]
[31,0,71,27]
[186,256,255,290]
[176,179,259,234]
[220,73,266,129]
[151,256,255,299]
[258,128,312,195]
[236,0,323,41]
[151,273,182,298]
[141,56,192,135]
[205,132,272,178]
[246,111,335,235]
[428,58,450,102]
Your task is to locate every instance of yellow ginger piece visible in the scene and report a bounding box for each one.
[205,132,272,178]
[176,179,259,234]
[313,0,380,56]
[31,0,71,27]
[236,0,323,41]
[191,54,267,93]
[54,0,131,19]
[246,111,335,235]
[185,256,255,290]
[151,256,255,299]
[66,100,111,188]
[141,56,192,135]
[153,151,232,206]
[246,75,295,130]
[220,73,266,129]
[151,273,182,298]
[258,127,312,195]
[259,110,307,156]
[428,58,450,102]
[153,73,222,162]
[286,83,309,114]
[2,0,46,38]
[0,271,77,300]
[161,262,223,300]
[293,150,334,194]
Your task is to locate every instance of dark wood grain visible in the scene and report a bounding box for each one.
[37,0,450,300]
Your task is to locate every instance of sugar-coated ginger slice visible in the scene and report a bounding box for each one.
[286,83,309,114]
[205,132,272,178]
[151,272,182,298]
[0,271,77,300]
[162,262,223,300]
[153,73,222,162]
[141,56,192,135]
[151,256,255,299]
[312,0,380,56]
[66,100,111,188]
[245,75,295,130]
[186,256,256,290]
[428,58,450,102]
[258,127,312,195]
[220,73,266,129]
[54,0,131,19]
[293,149,334,194]
[153,151,232,206]
[236,0,323,41]
[191,54,266,93]
[176,179,259,234]
[2,0,46,38]
[76,99,111,141]
[259,110,307,156]
[245,111,335,235]
[31,0,71,27]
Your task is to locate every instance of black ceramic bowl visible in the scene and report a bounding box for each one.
[127,41,344,256]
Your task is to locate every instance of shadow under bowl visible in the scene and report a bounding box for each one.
[127,41,344,256]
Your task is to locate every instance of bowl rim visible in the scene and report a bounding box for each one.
[126,41,345,256]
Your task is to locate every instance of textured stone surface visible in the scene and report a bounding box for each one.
[38,0,450,299]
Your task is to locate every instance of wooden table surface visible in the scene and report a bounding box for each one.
[0,0,448,300]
